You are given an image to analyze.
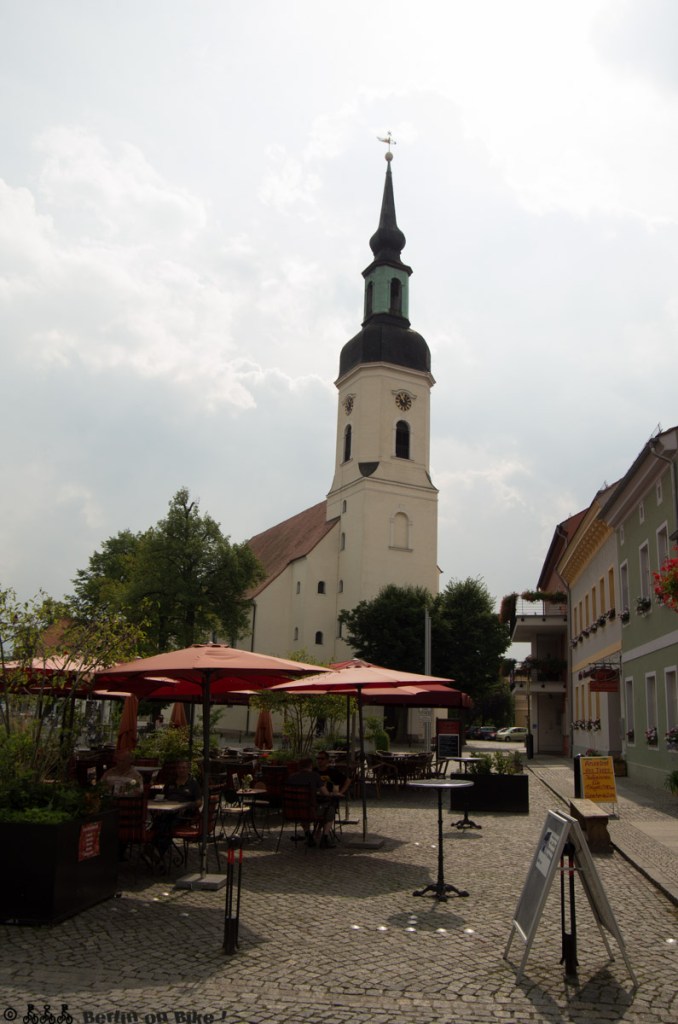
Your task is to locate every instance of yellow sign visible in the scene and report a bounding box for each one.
[581,756,617,803]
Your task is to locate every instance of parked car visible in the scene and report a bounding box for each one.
[476,726,497,741]
[465,725,482,739]
[496,726,528,743]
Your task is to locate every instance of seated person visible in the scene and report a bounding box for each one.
[152,759,202,862]
[315,750,350,797]
[287,756,333,848]
[100,750,144,796]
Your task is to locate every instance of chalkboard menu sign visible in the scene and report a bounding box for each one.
[437,732,460,759]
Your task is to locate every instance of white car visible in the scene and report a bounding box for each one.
[496,726,528,742]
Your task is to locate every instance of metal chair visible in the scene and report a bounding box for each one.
[172,787,222,871]
[276,783,319,851]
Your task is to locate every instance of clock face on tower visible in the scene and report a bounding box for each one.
[395,391,412,411]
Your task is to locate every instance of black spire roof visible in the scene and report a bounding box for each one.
[368,161,407,266]
[338,157,430,379]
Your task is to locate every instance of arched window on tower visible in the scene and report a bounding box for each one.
[317,581,325,594]
[315,631,324,646]
[389,278,402,315]
[343,424,352,462]
[365,281,373,317]
[392,511,410,549]
[395,420,410,459]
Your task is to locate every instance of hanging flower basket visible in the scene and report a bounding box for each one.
[666,726,678,751]
[654,547,678,612]
[620,609,630,624]
[636,596,652,614]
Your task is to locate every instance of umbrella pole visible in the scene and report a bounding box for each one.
[188,702,195,761]
[200,671,212,878]
[358,686,368,842]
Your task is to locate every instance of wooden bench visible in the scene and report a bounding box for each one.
[569,798,611,853]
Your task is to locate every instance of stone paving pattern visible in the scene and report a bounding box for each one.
[2,760,678,1024]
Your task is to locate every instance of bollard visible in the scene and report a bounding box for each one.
[223,835,243,955]
[573,754,582,798]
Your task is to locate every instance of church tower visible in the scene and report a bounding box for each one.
[327,148,439,650]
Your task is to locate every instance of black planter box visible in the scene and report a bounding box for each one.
[0,810,118,924]
[448,773,529,814]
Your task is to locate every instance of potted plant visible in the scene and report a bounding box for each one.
[0,588,141,924]
[636,596,652,614]
[666,726,678,751]
[654,547,678,612]
[448,750,528,813]
[620,608,630,624]
[646,726,658,746]
[664,769,678,796]
[626,729,635,742]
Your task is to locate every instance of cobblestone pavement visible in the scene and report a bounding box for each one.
[2,764,678,1024]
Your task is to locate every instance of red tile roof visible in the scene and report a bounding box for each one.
[246,500,339,597]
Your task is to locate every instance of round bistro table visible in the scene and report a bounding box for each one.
[409,779,474,900]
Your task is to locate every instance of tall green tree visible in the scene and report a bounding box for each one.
[339,584,433,672]
[431,577,511,718]
[72,488,264,652]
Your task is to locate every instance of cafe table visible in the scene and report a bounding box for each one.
[446,757,483,830]
[409,779,473,901]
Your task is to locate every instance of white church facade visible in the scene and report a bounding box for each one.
[239,153,439,663]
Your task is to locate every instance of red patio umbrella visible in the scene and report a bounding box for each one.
[116,694,139,753]
[95,644,327,878]
[169,702,188,728]
[272,660,470,842]
[254,708,274,750]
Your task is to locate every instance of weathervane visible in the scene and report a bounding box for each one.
[377,131,396,161]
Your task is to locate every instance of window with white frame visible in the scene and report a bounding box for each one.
[625,677,634,741]
[639,542,651,600]
[620,525,625,546]
[639,501,645,525]
[666,668,678,737]
[620,561,630,614]
[608,567,615,612]
[646,673,658,743]
[657,478,663,505]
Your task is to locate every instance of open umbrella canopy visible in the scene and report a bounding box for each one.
[273,659,471,705]
[94,644,327,877]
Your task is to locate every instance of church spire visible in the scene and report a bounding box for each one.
[368,157,407,266]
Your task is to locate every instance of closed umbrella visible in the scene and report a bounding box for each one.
[116,694,139,753]
[169,702,188,728]
[254,708,274,749]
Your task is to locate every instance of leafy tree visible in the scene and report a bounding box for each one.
[337,578,511,721]
[72,488,265,652]
[431,577,511,719]
[339,584,434,672]
[0,586,143,787]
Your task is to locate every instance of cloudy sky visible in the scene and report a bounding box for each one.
[2,0,677,630]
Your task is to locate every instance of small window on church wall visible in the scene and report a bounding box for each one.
[338,579,343,593]
[365,281,373,317]
[342,500,347,513]
[315,631,324,645]
[343,424,352,462]
[390,278,402,315]
[317,581,325,594]
[337,618,343,638]
[340,532,346,550]
[395,420,410,459]
[293,627,299,641]
[296,581,301,595]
